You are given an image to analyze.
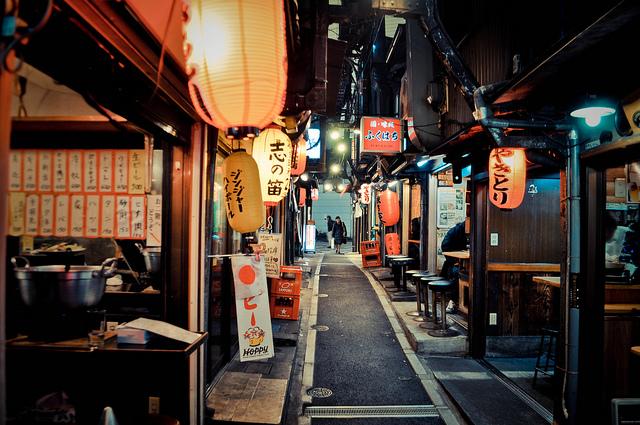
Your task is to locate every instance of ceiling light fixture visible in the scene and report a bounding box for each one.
[570,106,616,127]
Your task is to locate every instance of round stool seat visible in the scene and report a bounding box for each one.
[405,269,422,275]
[428,280,453,292]
[421,275,444,283]
[392,258,414,266]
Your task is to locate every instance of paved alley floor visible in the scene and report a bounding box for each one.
[308,252,444,425]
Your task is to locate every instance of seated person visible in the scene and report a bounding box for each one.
[440,221,467,313]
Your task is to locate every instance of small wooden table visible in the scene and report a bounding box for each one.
[532,276,561,288]
[442,251,470,314]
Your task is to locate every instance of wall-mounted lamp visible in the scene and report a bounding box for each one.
[570,105,616,127]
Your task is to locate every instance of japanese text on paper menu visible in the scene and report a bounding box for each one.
[8,149,149,240]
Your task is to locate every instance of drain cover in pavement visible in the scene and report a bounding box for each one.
[304,405,439,418]
[318,293,329,298]
[311,325,329,331]
[307,387,333,398]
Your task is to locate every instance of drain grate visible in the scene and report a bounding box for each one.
[311,324,329,331]
[304,405,439,418]
[306,387,333,398]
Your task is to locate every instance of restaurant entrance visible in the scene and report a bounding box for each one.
[580,143,640,423]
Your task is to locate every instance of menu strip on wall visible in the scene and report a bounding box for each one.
[25,194,39,236]
[9,192,26,236]
[40,194,54,236]
[83,151,98,192]
[114,151,128,193]
[54,151,67,192]
[23,151,37,191]
[99,151,113,192]
[128,150,146,194]
[146,194,162,246]
[101,195,115,238]
[9,151,21,191]
[68,151,82,192]
[54,195,70,237]
[86,195,100,237]
[38,151,52,192]
[116,196,131,238]
[131,196,146,239]
[71,195,85,237]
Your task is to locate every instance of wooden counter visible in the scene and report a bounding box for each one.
[605,304,640,314]
[532,276,560,288]
[442,250,470,259]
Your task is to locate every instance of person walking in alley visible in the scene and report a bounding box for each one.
[332,216,347,254]
[325,215,334,249]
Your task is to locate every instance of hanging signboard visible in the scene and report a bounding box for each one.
[360,116,402,154]
[258,232,282,279]
[304,223,316,253]
[231,255,274,362]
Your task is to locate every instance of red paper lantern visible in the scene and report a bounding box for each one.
[183,0,287,131]
[291,137,307,176]
[384,232,400,255]
[298,187,306,207]
[488,148,527,209]
[378,189,399,226]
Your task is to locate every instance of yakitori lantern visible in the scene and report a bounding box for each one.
[311,188,319,201]
[298,187,306,207]
[182,0,287,131]
[385,232,401,255]
[252,126,292,206]
[291,137,307,176]
[222,150,265,233]
[378,189,400,226]
[488,148,527,209]
[359,183,371,204]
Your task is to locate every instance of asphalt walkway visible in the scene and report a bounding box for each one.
[310,252,443,425]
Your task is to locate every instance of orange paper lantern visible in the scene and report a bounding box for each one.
[222,150,265,233]
[183,0,287,130]
[378,189,399,226]
[488,148,527,209]
[385,232,401,255]
[298,187,306,207]
[291,137,307,176]
[252,127,292,206]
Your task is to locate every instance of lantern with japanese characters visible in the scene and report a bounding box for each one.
[291,136,307,176]
[222,150,265,233]
[182,0,287,132]
[385,232,401,255]
[488,148,527,209]
[378,189,400,226]
[359,183,371,204]
[252,126,292,206]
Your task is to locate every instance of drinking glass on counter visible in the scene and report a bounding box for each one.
[87,308,107,348]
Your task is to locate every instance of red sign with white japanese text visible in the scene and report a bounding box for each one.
[360,116,402,154]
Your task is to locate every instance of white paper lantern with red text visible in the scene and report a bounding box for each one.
[488,148,527,209]
[183,0,287,131]
[252,126,292,206]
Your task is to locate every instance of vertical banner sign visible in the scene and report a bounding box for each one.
[38,151,52,192]
[231,255,274,362]
[25,194,39,236]
[258,232,283,278]
[101,195,115,238]
[9,150,21,191]
[304,223,316,252]
[83,151,98,192]
[146,194,162,246]
[86,195,100,237]
[23,151,37,191]
[114,151,128,193]
[54,151,67,192]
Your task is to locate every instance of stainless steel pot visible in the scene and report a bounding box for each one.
[11,257,118,309]
[135,243,161,274]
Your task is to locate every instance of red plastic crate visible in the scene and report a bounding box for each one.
[360,240,379,255]
[270,295,300,320]
[362,253,382,268]
[271,278,301,297]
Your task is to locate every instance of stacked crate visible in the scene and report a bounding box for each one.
[360,240,382,267]
[269,265,302,320]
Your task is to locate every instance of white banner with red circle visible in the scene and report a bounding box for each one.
[231,255,274,362]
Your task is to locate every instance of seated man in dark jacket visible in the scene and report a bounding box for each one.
[440,221,467,313]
